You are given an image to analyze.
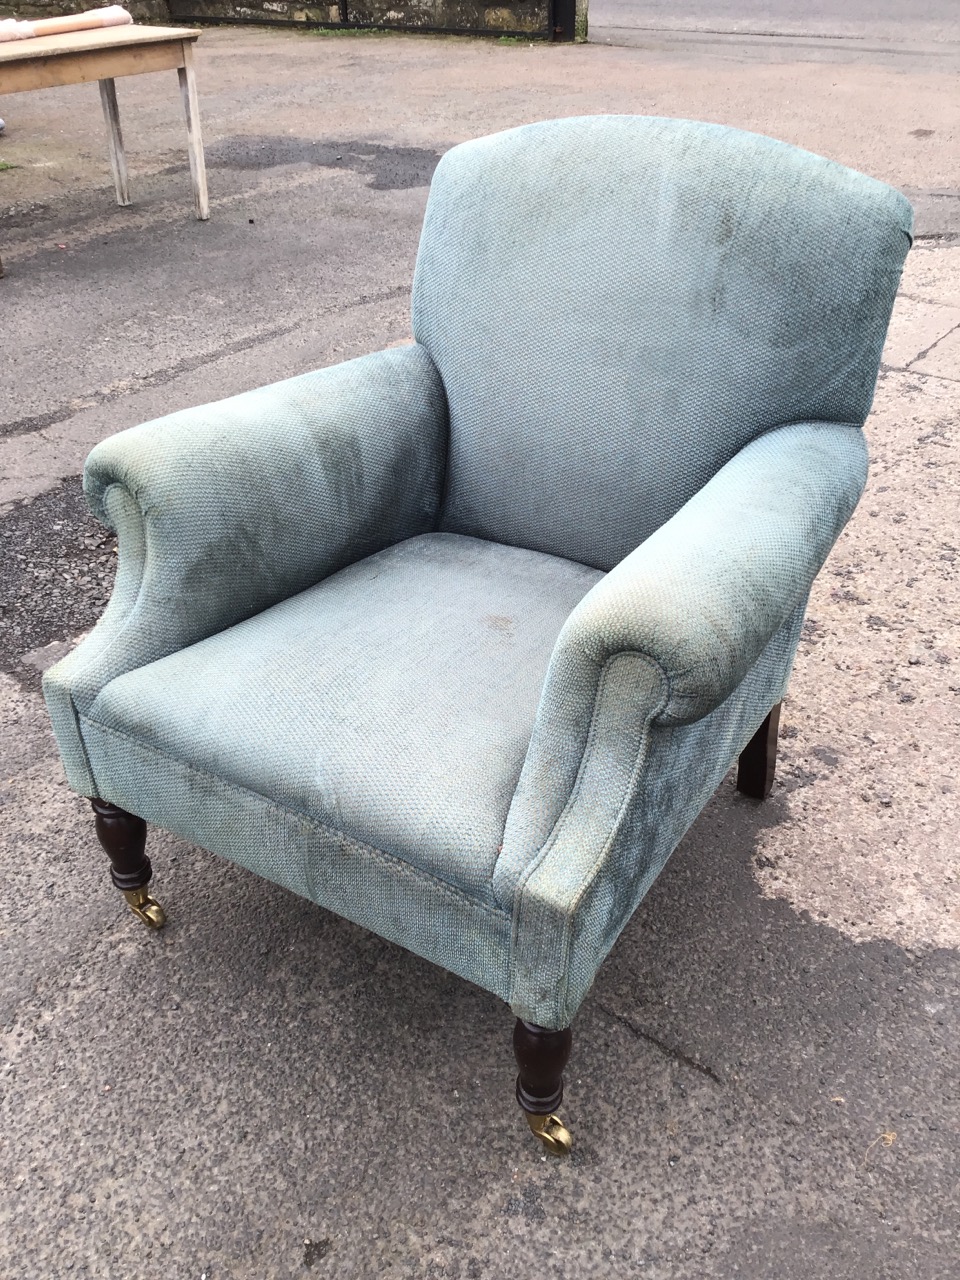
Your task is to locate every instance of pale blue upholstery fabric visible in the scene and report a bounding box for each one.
[87,534,602,902]
[414,115,911,569]
[44,345,447,796]
[44,117,911,1030]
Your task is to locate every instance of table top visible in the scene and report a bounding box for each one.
[0,24,200,65]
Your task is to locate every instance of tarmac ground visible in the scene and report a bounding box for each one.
[1,23,958,1280]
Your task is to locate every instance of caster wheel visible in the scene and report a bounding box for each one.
[525,1112,572,1156]
[123,887,166,929]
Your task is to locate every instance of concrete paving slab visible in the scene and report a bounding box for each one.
[587,0,960,75]
[1,26,958,1280]
[906,244,960,308]
[911,321,960,380]
[753,358,960,953]
[587,0,960,44]
[883,294,960,370]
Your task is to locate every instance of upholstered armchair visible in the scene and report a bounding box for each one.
[43,116,911,1154]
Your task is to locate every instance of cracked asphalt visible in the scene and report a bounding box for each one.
[1,23,958,1280]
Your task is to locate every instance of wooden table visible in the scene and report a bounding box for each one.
[0,25,210,273]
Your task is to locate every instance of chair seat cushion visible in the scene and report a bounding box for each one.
[87,533,602,904]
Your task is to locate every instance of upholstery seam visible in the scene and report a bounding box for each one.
[494,644,670,912]
[564,668,661,920]
[547,653,668,1020]
[56,482,149,791]
[80,714,510,922]
[505,649,669,911]
[753,417,863,440]
[507,650,669,1020]
[68,482,148,688]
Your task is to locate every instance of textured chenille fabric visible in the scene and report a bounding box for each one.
[44,345,447,795]
[43,116,911,1029]
[86,534,602,902]
[414,115,912,569]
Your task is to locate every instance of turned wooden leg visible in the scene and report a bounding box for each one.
[91,799,165,929]
[736,701,782,799]
[513,1019,573,1155]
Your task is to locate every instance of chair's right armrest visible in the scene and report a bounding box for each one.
[496,420,868,1027]
[44,343,448,795]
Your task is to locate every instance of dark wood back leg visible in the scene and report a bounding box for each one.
[91,799,166,929]
[736,701,782,799]
[513,1019,573,1155]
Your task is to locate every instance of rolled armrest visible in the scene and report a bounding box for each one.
[553,419,868,726]
[44,343,447,793]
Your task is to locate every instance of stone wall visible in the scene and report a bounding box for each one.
[0,0,170,20]
[167,0,549,35]
[0,0,580,40]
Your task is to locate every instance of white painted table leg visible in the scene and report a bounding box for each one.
[98,76,130,207]
[177,42,209,221]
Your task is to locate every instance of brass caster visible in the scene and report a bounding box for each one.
[122,886,166,929]
[525,1112,572,1156]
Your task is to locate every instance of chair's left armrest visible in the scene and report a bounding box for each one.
[44,344,447,794]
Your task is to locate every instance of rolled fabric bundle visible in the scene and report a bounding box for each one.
[31,6,133,35]
[0,18,37,39]
[0,7,132,41]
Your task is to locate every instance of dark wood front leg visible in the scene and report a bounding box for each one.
[736,701,782,799]
[513,1019,573,1154]
[91,799,166,929]
[92,798,150,890]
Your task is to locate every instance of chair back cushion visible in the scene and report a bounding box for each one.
[412,115,912,570]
